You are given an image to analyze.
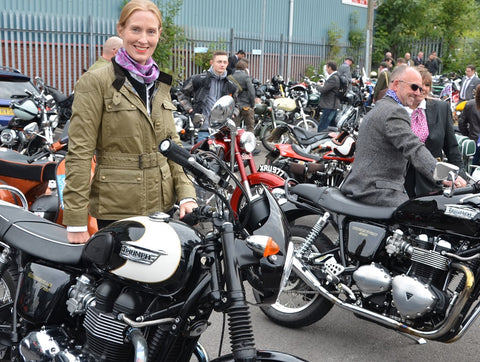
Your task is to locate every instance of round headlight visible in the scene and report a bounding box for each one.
[240,131,256,153]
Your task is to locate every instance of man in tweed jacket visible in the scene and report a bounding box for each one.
[341,66,439,207]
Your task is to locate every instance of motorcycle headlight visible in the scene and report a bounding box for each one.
[240,131,256,153]
[0,129,18,145]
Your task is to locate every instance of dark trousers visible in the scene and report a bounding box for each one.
[318,108,337,131]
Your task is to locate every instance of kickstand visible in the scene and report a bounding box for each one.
[396,331,427,345]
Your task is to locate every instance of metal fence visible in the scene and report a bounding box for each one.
[1,10,358,95]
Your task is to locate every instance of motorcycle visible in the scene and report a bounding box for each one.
[191,96,286,214]
[0,138,98,236]
[0,100,306,361]
[3,78,63,155]
[259,162,480,346]
[259,118,356,188]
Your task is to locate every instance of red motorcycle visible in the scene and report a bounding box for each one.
[190,96,285,216]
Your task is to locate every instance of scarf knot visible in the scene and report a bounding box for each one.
[115,47,159,84]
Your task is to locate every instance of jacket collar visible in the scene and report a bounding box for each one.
[111,58,172,91]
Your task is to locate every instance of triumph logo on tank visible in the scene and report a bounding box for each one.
[120,243,167,265]
[444,205,480,220]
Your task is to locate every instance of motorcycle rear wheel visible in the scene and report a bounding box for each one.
[256,225,335,328]
[0,265,19,359]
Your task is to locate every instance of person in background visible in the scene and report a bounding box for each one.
[373,61,391,103]
[395,57,406,67]
[178,50,239,141]
[227,50,246,75]
[317,61,341,131]
[459,65,480,102]
[338,56,354,88]
[87,36,123,71]
[232,60,255,131]
[404,66,466,197]
[459,84,480,167]
[405,52,414,67]
[413,51,425,66]
[384,51,395,69]
[425,51,441,75]
[341,66,463,207]
[63,0,197,244]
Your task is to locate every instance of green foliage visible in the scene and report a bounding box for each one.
[193,40,228,71]
[373,0,480,72]
[327,23,344,60]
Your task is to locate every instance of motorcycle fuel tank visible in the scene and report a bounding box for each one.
[84,213,203,294]
[394,194,480,237]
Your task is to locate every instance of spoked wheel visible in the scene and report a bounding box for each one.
[255,225,336,328]
[261,123,291,152]
[0,265,18,359]
[294,116,318,133]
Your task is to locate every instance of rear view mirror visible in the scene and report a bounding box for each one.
[433,162,459,181]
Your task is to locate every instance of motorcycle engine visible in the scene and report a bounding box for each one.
[351,228,451,319]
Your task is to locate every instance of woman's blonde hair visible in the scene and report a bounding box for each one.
[117,0,162,31]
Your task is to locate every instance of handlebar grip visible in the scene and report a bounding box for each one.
[454,184,480,195]
[159,138,205,179]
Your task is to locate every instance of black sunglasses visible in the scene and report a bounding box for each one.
[398,79,423,93]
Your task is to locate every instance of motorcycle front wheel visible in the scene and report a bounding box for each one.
[0,265,19,359]
[255,225,335,328]
[294,116,317,133]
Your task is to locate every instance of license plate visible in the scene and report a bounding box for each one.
[0,107,14,116]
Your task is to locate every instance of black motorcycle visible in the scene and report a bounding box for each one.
[0,97,305,361]
[259,162,480,345]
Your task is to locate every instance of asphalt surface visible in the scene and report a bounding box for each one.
[195,143,480,362]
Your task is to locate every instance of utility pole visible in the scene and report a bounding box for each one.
[365,0,375,75]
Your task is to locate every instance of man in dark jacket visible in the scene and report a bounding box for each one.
[459,84,480,166]
[227,50,246,75]
[179,50,239,140]
[317,61,341,131]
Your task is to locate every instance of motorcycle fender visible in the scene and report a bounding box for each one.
[230,172,285,214]
[210,350,308,362]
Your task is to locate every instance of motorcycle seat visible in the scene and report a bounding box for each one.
[0,202,84,265]
[291,184,396,219]
[291,144,322,161]
[0,148,57,182]
[293,128,330,146]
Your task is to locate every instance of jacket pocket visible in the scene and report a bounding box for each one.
[93,168,143,216]
[375,179,404,191]
[103,98,141,139]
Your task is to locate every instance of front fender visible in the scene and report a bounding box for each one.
[230,172,285,214]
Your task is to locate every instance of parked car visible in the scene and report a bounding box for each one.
[0,66,39,127]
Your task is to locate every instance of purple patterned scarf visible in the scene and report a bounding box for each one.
[385,89,403,105]
[115,47,160,84]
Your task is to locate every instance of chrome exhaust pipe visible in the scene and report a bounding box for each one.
[292,257,474,341]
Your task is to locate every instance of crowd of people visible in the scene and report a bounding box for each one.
[62,0,479,245]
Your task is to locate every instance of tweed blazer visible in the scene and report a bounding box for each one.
[405,99,464,197]
[341,96,437,207]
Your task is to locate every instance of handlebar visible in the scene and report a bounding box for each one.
[452,182,480,196]
[159,138,220,184]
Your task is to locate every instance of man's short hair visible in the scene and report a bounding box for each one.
[326,61,337,71]
[467,64,476,71]
[345,56,354,63]
[212,50,228,59]
[237,50,246,56]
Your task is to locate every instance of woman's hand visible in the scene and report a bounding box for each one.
[179,200,198,219]
[67,231,91,244]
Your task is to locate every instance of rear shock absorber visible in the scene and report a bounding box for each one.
[297,212,330,259]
